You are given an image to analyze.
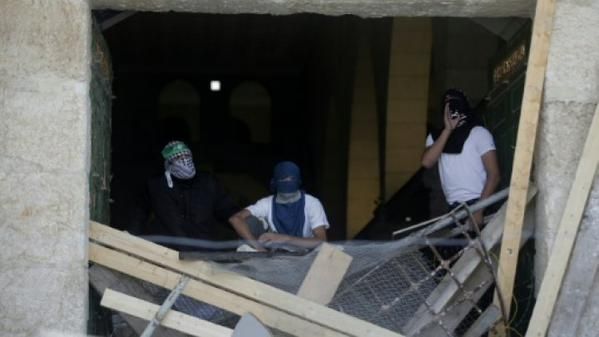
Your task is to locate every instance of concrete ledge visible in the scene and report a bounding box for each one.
[91,0,534,17]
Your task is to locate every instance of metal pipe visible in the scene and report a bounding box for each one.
[140,276,190,337]
[393,187,509,237]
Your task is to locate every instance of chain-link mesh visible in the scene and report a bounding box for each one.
[101,202,508,337]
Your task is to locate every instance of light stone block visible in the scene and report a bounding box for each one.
[0,1,91,336]
[544,0,599,103]
[0,0,91,81]
[0,84,89,173]
[548,178,599,337]
[0,265,87,337]
[537,2,599,332]
[534,101,597,283]
[0,172,88,265]
[576,265,599,337]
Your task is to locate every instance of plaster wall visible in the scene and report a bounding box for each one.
[0,1,91,336]
[535,0,599,335]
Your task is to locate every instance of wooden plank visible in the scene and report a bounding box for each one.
[493,0,558,327]
[89,264,188,337]
[90,222,403,337]
[297,243,352,305]
[89,242,349,337]
[403,189,535,336]
[101,288,233,337]
[525,103,599,337]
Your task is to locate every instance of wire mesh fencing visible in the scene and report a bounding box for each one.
[94,199,517,337]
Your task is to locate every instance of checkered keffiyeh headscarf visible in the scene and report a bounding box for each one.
[162,141,196,188]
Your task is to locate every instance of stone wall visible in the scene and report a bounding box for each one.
[536,0,599,336]
[0,0,597,335]
[91,0,535,17]
[0,1,91,336]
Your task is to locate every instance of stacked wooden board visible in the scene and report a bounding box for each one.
[89,222,398,337]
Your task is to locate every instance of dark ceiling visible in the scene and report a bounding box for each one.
[98,11,342,77]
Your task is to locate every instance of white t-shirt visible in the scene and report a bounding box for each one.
[245,194,330,238]
[425,126,496,204]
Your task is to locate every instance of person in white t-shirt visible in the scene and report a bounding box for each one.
[421,89,500,226]
[229,161,329,250]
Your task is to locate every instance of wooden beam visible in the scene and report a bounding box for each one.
[493,0,557,325]
[89,242,349,337]
[101,288,233,337]
[525,103,599,337]
[297,243,352,304]
[89,265,187,337]
[90,222,403,337]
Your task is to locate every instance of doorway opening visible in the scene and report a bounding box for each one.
[88,8,534,336]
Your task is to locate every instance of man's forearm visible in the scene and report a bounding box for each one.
[480,174,500,201]
[230,217,256,241]
[284,236,325,249]
[229,212,265,250]
[422,129,451,168]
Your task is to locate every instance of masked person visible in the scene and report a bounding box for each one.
[421,89,500,226]
[146,141,240,241]
[229,161,329,250]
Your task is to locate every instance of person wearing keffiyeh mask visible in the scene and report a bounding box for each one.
[146,140,241,243]
[422,89,501,226]
[162,141,196,188]
[229,161,329,251]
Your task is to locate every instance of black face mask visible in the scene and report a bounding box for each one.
[431,90,481,154]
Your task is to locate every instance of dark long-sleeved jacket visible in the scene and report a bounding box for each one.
[147,172,240,240]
